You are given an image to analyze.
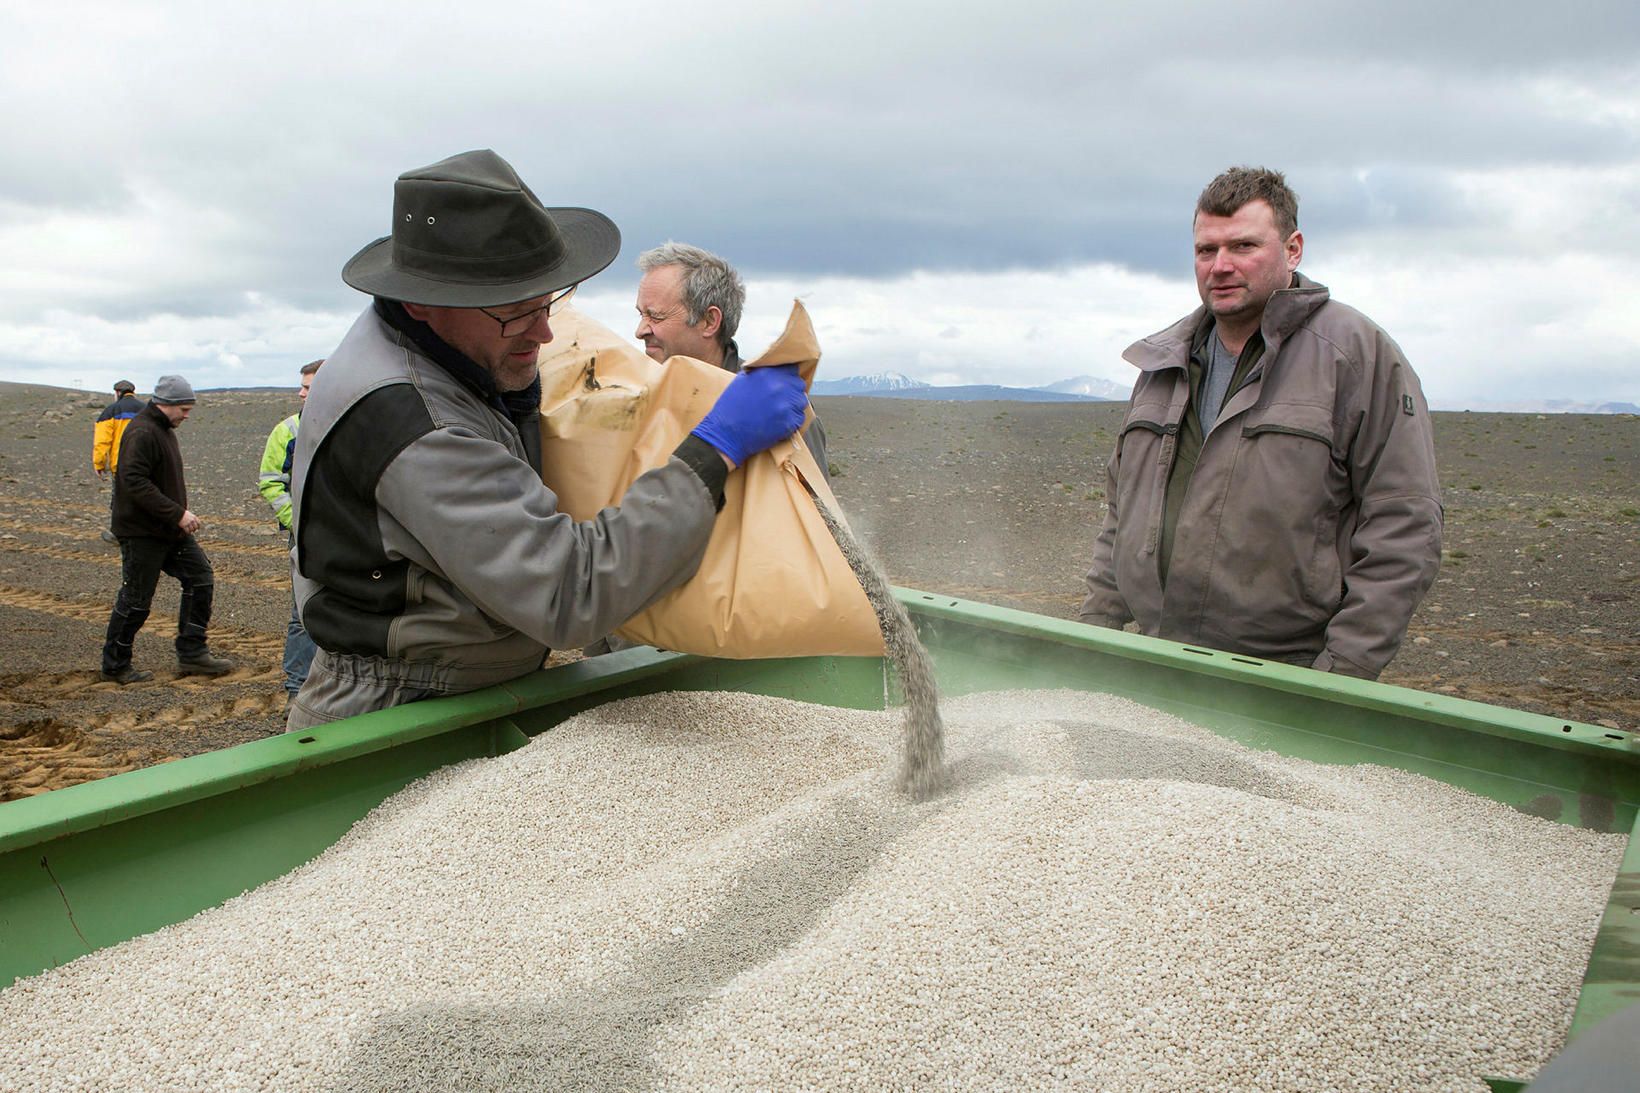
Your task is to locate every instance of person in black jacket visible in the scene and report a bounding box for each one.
[100,374,235,684]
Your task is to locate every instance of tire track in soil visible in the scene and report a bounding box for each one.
[0,539,288,590]
[0,689,285,802]
[0,718,167,801]
[0,582,287,662]
[2,495,278,532]
[0,601,288,799]
[1,670,286,719]
[0,583,109,624]
[0,574,287,798]
[0,518,288,560]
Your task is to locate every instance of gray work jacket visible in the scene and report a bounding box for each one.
[1080,275,1443,679]
[288,304,724,726]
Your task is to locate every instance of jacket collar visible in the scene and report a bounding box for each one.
[721,339,743,374]
[1124,272,1330,373]
[142,401,177,429]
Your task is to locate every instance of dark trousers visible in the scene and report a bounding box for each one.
[101,535,215,673]
[282,533,316,696]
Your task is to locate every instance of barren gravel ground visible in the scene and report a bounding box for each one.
[821,397,1640,729]
[0,381,1635,800]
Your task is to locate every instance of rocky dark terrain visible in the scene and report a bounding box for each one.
[1,380,1635,800]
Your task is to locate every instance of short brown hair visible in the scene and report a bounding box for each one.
[300,359,324,376]
[1196,166,1299,239]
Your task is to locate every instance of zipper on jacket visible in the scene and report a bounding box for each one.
[1115,410,1181,560]
[1144,423,1179,556]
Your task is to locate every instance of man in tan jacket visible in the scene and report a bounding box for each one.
[1080,166,1442,680]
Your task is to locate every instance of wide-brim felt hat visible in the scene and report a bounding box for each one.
[342,149,621,308]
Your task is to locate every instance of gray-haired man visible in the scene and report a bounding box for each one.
[287,151,808,728]
[635,242,829,479]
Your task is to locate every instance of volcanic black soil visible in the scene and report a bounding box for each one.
[1,381,1635,800]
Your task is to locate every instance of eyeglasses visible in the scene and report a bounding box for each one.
[479,284,578,337]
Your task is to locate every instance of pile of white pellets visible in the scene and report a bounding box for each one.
[0,688,1623,1091]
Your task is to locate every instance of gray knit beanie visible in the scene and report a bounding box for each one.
[152,375,197,404]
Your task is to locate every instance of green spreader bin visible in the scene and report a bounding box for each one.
[3,590,1637,1082]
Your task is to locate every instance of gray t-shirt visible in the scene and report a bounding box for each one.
[1199,329,1238,431]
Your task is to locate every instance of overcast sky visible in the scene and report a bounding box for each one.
[2,0,1637,407]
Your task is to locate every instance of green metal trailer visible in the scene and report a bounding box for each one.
[3,590,1637,1086]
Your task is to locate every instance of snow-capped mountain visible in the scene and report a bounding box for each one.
[1036,375,1129,400]
[811,372,930,396]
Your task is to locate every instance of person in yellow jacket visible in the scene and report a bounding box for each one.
[258,359,323,706]
[93,379,144,543]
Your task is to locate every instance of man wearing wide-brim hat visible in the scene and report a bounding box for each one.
[286,149,807,729]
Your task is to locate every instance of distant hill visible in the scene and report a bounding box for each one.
[1035,375,1129,400]
[813,376,1638,411]
[832,384,1103,403]
[1432,398,1640,415]
[814,372,1113,403]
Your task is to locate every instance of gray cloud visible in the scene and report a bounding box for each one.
[1,1,1637,400]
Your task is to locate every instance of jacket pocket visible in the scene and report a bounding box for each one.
[1230,403,1346,613]
[1114,415,1177,560]
[1239,402,1336,449]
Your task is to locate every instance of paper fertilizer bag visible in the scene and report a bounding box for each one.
[536,301,886,658]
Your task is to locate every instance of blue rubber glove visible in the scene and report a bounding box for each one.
[690,364,809,467]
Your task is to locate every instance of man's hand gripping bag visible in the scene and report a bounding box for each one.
[536,302,885,658]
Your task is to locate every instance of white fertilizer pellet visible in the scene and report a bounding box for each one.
[0,689,1623,1092]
